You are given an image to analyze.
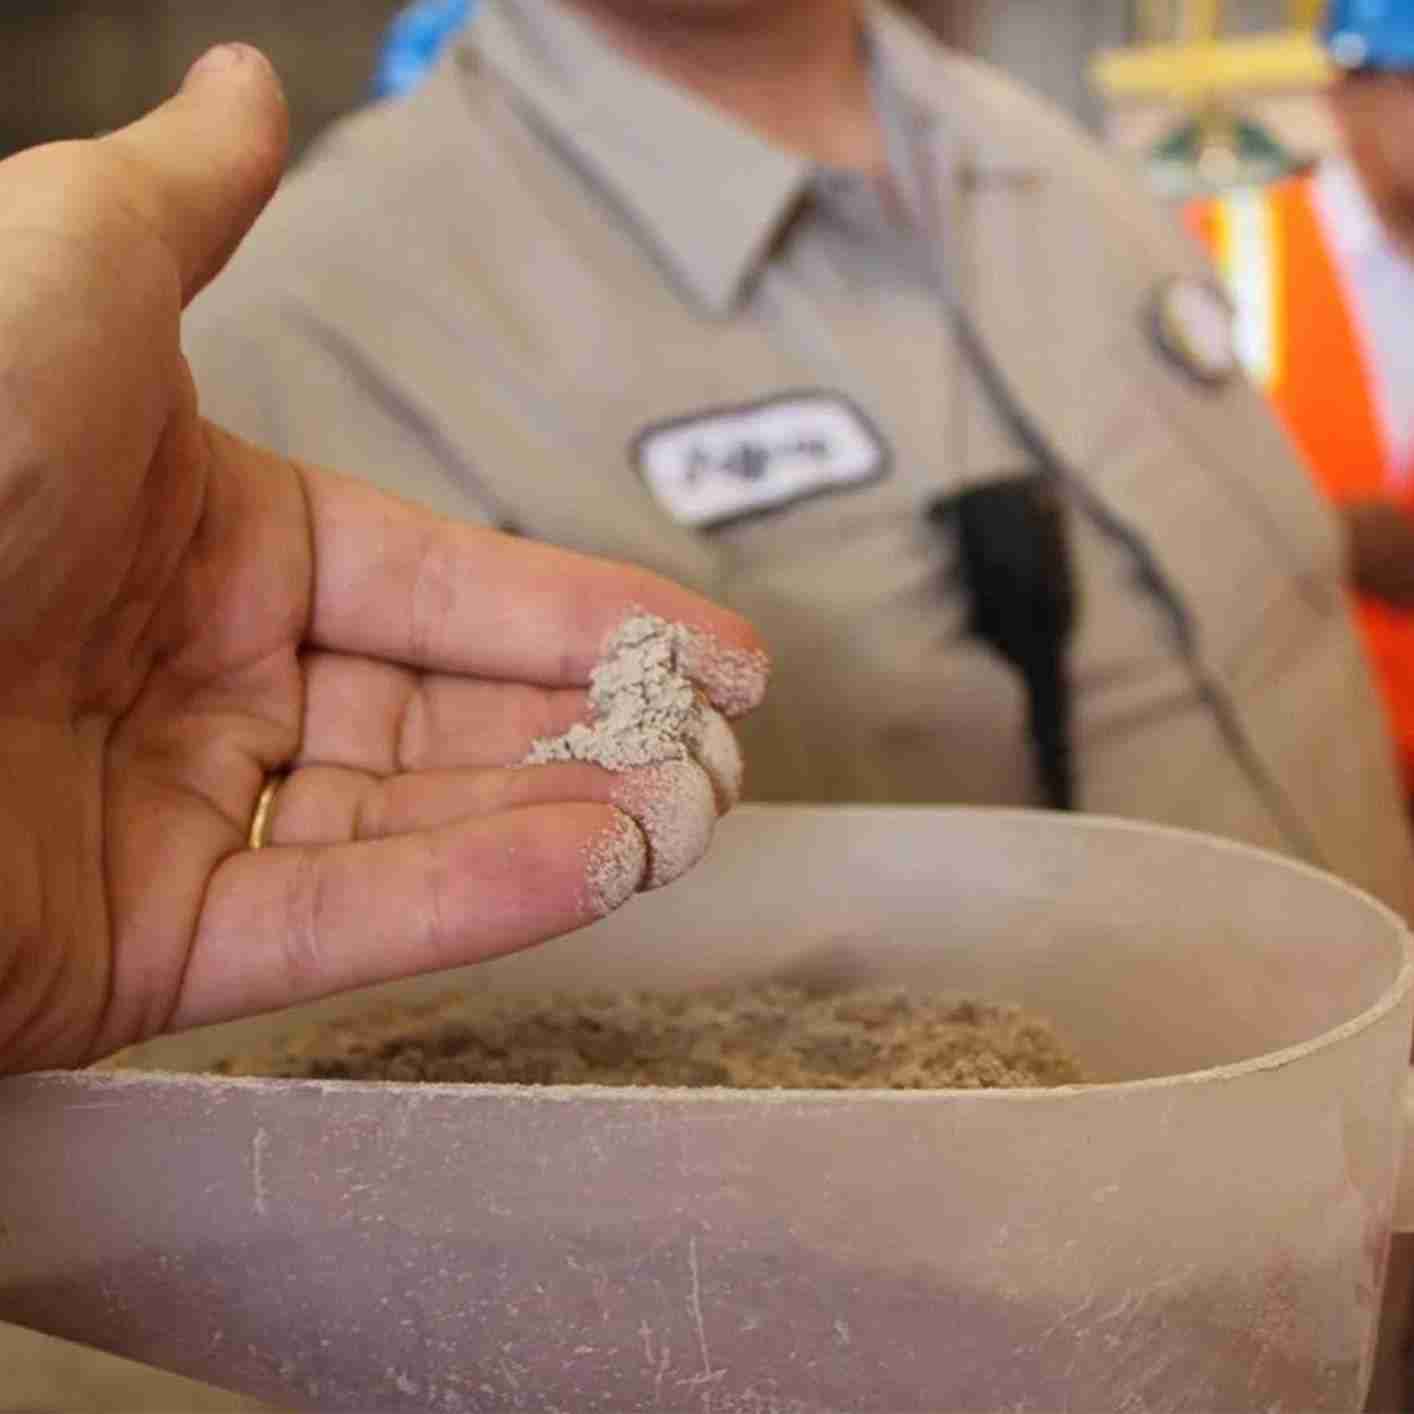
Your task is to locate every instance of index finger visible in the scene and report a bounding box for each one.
[299,455,770,716]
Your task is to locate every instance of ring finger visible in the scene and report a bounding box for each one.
[257,758,721,889]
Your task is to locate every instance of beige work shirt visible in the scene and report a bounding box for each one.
[185,0,1414,910]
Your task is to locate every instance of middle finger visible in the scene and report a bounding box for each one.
[298,650,745,808]
[298,650,588,772]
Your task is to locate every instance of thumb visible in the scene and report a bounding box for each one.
[102,44,290,305]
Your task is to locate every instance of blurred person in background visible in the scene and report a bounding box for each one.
[183,0,1414,913]
[1189,0,1414,800]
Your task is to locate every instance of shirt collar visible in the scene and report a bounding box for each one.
[1315,157,1389,270]
[463,0,813,315]
[461,0,944,315]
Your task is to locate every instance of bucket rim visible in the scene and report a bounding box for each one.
[70,805,1414,1105]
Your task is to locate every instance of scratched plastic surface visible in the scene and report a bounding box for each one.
[2,806,1412,1413]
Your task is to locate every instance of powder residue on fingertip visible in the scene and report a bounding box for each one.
[583,812,647,917]
[673,626,770,719]
[689,708,744,809]
[612,761,717,889]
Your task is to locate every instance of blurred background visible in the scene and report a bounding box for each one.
[0,1,1392,1411]
[1,1,1305,169]
[1,0,405,160]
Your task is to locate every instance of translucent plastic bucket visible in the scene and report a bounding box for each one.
[2,807,1412,1412]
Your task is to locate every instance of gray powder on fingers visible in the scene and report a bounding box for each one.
[525,613,712,772]
[611,762,717,889]
[673,624,770,719]
[690,708,744,809]
[527,613,752,888]
[583,812,648,917]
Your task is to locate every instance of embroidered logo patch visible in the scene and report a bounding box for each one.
[633,392,888,529]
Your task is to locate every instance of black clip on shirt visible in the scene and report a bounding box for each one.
[928,473,1078,811]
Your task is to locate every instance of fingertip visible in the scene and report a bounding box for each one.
[181,42,274,92]
[690,706,745,810]
[674,623,771,718]
[610,761,717,890]
[176,42,289,176]
[584,809,648,917]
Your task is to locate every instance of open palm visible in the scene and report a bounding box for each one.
[0,46,766,1074]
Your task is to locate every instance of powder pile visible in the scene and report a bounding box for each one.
[525,613,750,890]
[210,984,1083,1090]
[525,613,713,774]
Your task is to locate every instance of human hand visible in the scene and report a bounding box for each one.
[0,47,767,1074]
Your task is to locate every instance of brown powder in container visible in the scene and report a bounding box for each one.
[210,984,1083,1089]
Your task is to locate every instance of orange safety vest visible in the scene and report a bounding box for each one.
[1189,174,1414,790]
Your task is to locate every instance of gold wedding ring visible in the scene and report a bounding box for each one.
[248,772,287,851]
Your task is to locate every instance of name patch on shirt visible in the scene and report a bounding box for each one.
[633,392,889,529]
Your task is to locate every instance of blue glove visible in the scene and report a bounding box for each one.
[373,0,474,100]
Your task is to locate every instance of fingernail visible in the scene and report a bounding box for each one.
[612,761,716,890]
[182,43,254,90]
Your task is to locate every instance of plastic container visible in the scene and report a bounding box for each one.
[2,806,1412,1412]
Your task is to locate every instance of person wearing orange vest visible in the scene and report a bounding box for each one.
[1189,0,1414,794]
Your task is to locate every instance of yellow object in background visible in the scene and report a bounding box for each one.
[1093,0,1330,104]
[1092,0,1328,197]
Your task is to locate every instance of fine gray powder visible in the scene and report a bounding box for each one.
[525,613,748,894]
[524,613,713,773]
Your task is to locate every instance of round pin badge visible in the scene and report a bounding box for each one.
[1149,277,1239,388]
